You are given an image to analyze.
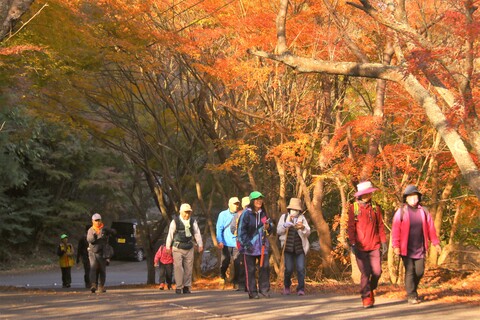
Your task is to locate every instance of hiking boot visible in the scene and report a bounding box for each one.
[98,286,106,293]
[297,290,305,296]
[90,285,97,293]
[370,291,375,305]
[282,287,291,295]
[167,284,172,290]
[408,298,420,304]
[249,293,259,299]
[159,283,165,290]
[362,296,373,308]
[182,287,191,294]
[259,291,270,298]
[175,289,182,294]
[233,283,239,291]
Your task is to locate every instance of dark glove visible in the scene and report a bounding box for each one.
[351,244,358,256]
[381,242,388,256]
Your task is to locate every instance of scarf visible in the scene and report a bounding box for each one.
[92,222,104,235]
[179,216,191,237]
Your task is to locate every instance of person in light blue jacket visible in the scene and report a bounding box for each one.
[216,197,241,289]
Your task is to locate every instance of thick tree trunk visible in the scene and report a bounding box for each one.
[0,0,35,42]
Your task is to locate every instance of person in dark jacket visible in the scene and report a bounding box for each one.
[347,181,387,308]
[238,191,273,299]
[57,234,75,288]
[166,203,203,294]
[87,213,115,293]
[76,225,90,288]
[392,185,441,304]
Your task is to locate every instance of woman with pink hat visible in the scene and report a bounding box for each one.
[347,181,387,308]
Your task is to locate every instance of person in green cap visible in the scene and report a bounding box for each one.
[57,234,75,288]
[238,191,273,299]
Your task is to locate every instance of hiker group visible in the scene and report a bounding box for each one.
[57,182,440,307]
[209,182,440,307]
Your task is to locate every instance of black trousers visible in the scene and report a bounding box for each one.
[220,246,245,288]
[158,263,173,285]
[244,254,270,295]
[401,256,425,299]
[81,257,91,286]
[61,267,71,286]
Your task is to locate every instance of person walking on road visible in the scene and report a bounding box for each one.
[238,191,273,299]
[154,242,174,290]
[166,203,203,294]
[391,185,441,305]
[87,213,115,293]
[216,197,242,289]
[277,198,311,296]
[76,225,90,288]
[347,181,387,308]
[57,234,75,288]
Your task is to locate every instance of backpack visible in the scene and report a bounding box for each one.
[353,201,377,217]
[230,211,242,236]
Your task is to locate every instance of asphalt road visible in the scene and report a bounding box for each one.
[0,260,147,288]
[0,262,478,319]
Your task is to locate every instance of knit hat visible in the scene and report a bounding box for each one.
[402,185,422,203]
[60,234,68,239]
[354,181,378,197]
[92,213,102,221]
[249,191,264,201]
[287,198,303,211]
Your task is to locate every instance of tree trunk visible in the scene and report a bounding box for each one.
[0,0,35,42]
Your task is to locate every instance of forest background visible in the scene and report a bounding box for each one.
[0,0,479,295]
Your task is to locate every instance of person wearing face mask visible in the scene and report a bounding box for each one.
[391,185,441,305]
[277,198,311,296]
[347,181,387,308]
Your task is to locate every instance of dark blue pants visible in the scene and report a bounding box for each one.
[284,252,305,292]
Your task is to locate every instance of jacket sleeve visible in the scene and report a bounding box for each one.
[215,211,225,244]
[276,214,287,236]
[193,219,203,248]
[165,220,176,250]
[238,211,250,248]
[86,227,97,244]
[154,246,162,264]
[391,208,402,249]
[301,215,311,237]
[346,204,356,245]
[57,245,64,257]
[424,208,440,246]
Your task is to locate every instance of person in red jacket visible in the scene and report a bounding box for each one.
[154,242,174,290]
[347,181,387,308]
[391,185,441,304]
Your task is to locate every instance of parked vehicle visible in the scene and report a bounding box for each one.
[110,220,145,262]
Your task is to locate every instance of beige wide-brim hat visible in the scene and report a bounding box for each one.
[287,198,303,211]
[354,181,378,197]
